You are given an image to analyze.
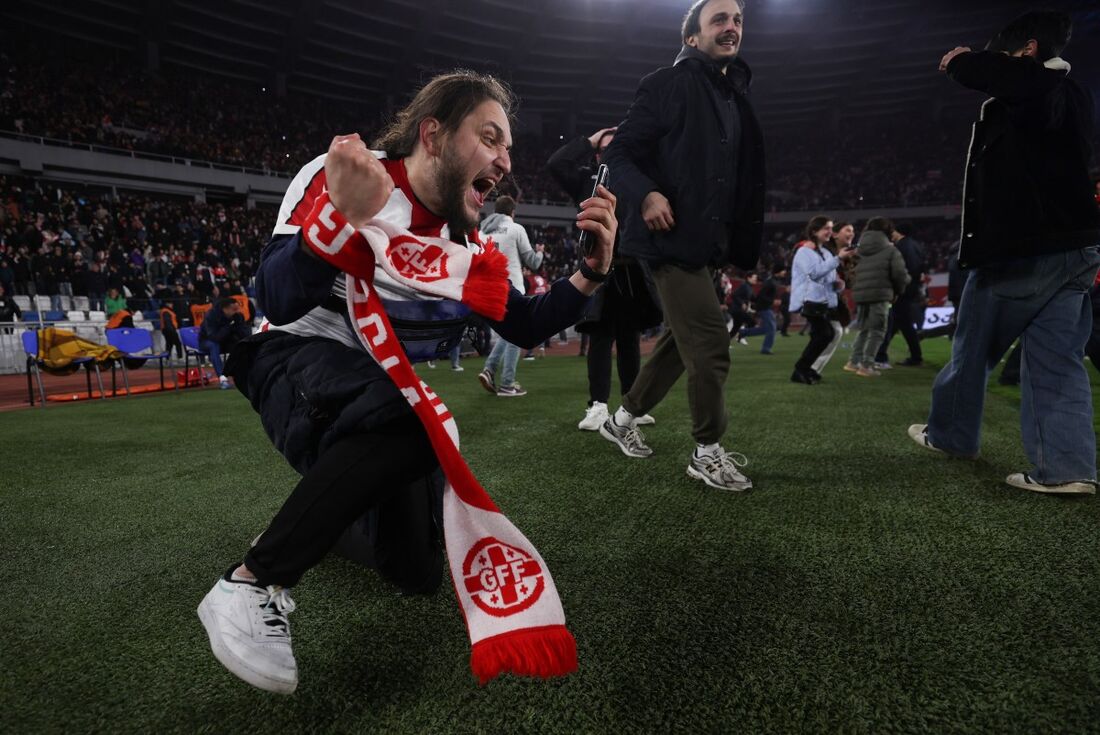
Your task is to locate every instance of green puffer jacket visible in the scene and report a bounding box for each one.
[851,231,910,304]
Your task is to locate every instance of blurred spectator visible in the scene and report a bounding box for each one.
[0,282,21,328]
[199,297,251,389]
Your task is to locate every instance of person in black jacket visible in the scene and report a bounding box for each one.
[909,11,1100,496]
[727,274,753,343]
[0,283,21,332]
[737,270,780,353]
[198,297,251,389]
[875,224,926,367]
[598,0,765,492]
[546,127,662,431]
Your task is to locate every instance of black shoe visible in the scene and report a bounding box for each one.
[899,358,923,367]
[808,369,823,383]
[790,369,816,385]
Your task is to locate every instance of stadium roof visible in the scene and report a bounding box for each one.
[6,0,1100,134]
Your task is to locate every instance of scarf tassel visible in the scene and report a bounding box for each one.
[470,625,578,685]
[460,246,510,321]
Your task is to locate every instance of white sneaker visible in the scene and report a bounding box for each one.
[1006,473,1096,495]
[578,402,609,431]
[599,414,653,458]
[687,446,753,491]
[634,413,656,426]
[451,365,464,372]
[907,424,979,460]
[197,575,299,694]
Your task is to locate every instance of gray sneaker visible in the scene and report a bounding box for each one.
[497,383,528,397]
[687,447,753,491]
[599,415,653,458]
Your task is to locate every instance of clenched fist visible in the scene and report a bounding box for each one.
[325,134,394,228]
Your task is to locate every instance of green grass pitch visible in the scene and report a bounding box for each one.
[4,335,1100,733]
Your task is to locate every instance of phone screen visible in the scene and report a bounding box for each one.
[578,164,609,258]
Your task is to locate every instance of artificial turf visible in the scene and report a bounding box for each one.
[3,334,1100,733]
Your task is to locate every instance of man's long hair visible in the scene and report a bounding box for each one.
[373,70,516,159]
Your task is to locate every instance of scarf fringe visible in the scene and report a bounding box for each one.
[461,246,510,321]
[470,625,578,685]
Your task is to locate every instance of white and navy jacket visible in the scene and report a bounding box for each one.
[257,153,590,361]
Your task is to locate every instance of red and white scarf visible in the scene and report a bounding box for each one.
[301,192,577,684]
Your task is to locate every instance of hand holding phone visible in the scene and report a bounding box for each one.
[578,164,609,258]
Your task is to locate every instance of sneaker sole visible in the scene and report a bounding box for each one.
[1006,477,1096,495]
[197,597,297,695]
[598,423,652,458]
[686,464,753,492]
[477,373,496,394]
[497,391,527,397]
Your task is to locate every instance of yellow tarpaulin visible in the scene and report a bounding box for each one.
[35,328,123,374]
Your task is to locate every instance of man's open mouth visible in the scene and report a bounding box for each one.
[470,176,497,207]
[719,35,738,48]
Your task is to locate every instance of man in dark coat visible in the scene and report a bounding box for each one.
[909,11,1100,496]
[548,126,663,431]
[599,0,765,492]
[875,225,926,366]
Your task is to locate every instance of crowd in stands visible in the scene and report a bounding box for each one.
[1,48,370,175]
[3,42,1002,210]
[0,38,1021,327]
[0,175,271,323]
[764,119,972,211]
[0,164,967,333]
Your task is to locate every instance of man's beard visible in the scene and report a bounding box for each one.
[436,145,478,237]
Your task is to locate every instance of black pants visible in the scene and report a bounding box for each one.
[245,414,442,591]
[795,314,835,373]
[728,310,754,338]
[587,316,642,404]
[876,297,922,362]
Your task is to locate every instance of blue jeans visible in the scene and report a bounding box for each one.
[449,343,461,369]
[740,309,776,353]
[927,247,1100,483]
[199,339,225,376]
[484,337,520,388]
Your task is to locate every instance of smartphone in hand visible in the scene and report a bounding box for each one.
[578,163,609,258]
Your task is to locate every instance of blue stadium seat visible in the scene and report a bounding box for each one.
[21,329,106,407]
[106,327,178,394]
